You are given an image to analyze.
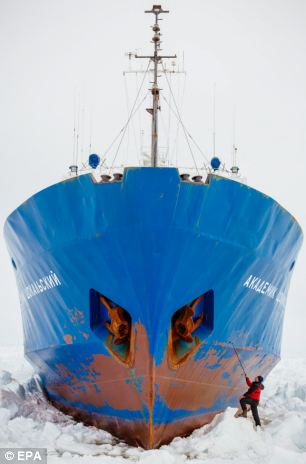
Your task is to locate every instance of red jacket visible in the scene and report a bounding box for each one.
[243,377,264,401]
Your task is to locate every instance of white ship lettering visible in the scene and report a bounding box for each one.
[243,274,278,299]
[24,271,61,300]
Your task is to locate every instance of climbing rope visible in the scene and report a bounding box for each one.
[230,341,247,377]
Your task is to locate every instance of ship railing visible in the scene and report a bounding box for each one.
[64,164,246,185]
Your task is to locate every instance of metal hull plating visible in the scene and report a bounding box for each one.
[4,168,303,448]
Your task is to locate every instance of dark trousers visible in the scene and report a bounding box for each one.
[240,397,261,426]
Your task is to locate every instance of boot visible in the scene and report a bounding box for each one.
[241,409,247,418]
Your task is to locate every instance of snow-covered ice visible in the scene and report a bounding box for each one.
[0,347,306,464]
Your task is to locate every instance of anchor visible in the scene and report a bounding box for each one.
[99,295,131,345]
[172,295,204,343]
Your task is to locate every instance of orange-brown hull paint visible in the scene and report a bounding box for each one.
[43,323,277,449]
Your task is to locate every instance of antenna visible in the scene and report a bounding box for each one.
[135,5,176,167]
[212,82,216,157]
[89,105,93,153]
[70,92,79,176]
[80,105,85,161]
[75,93,81,169]
[231,105,239,175]
[72,95,77,165]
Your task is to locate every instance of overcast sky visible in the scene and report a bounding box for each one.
[0,0,305,357]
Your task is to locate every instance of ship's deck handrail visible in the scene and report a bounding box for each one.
[64,165,246,185]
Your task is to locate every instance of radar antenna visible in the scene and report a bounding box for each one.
[230,106,239,175]
[136,5,176,167]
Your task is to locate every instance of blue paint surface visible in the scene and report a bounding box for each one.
[4,168,303,431]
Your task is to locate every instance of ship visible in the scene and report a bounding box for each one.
[4,5,303,449]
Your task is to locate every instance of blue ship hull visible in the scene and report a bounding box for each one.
[4,168,303,448]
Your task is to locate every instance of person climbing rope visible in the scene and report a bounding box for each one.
[230,342,265,428]
[240,375,264,427]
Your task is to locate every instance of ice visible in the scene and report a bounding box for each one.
[0,346,306,463]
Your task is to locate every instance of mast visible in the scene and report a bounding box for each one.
[136,5,176,167]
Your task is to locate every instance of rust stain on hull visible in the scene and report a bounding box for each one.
[52,323,150,411]
[63,335,73,344]
[46,322,278,449]
[157,344,276,411]
[50,398,222,448]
